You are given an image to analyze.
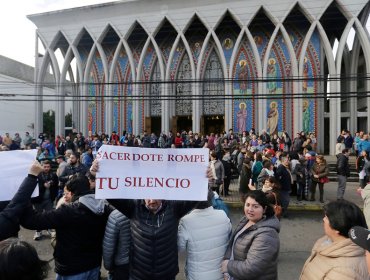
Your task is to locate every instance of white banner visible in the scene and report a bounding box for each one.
[95,145,209,201]
[0,149,38,201]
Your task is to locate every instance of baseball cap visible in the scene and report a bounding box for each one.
[349,226,370,252]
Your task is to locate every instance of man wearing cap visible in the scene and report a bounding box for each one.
[349,226,370,274]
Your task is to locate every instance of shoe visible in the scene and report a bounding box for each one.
[302,197,309,201]
[320,199,324,203]
[310,198,315,201]
[33,231,42,241]
[47,229,54,236]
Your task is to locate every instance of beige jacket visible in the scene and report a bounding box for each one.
[361,184,370,228]
[300,236,369,280]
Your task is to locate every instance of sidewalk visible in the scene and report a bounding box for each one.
[222,179,364,211]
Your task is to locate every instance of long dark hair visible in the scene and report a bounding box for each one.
[0,238,49,280]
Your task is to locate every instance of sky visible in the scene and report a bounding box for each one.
[0,0,120,67]
[0,0,369,67]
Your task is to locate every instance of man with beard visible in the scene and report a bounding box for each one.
[58,152,87,190]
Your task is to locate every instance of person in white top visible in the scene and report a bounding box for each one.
[178,191,232,280]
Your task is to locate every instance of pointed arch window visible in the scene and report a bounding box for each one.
[203,50,224,115]
[175,53,192,115]
[150,61,161,116]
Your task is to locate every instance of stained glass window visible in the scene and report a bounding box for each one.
[175,53,192,115]
[149,61,161,116]
[203,50,224,115]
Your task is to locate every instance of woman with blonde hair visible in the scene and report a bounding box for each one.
[310,155,329,203]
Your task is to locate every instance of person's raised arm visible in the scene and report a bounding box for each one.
[0,161,43,240]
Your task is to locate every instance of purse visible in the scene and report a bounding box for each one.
[271,192,282,219]
[319,177,329,184]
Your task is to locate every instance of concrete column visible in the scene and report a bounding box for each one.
[106,83,113,134]
[55,84,65,137]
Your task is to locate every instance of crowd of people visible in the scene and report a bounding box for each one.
[0,127,369,279]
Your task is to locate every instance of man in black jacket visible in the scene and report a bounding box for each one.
[21,174,111,279]
[108,198,195,280]
[0,161,43,241]
[90,162,199,280]
[337,148,350,200]
[58,152,87,189]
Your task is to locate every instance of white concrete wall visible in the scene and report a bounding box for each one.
[0,73,57,138]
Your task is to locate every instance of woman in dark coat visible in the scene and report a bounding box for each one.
[239,157,252,203]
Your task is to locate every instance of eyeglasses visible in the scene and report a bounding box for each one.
[145,212,165,228]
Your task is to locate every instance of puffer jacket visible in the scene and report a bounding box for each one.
[300,236,369,280]
[178,206,232,280]
[360,184,370,232]
[103,209,131,271]
[224,215,280,280]
[21,193,111,276]
[108,199,196,280]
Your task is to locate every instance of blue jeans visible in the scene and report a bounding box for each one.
[56,267,100,280]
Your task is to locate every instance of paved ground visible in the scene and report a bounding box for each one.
[21,209,326,280]
[222,178,363,211]
[19,157,364,279]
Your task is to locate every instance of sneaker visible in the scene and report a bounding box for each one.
[33,231,42,241]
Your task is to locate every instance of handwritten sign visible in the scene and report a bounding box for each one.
[95,145,209,201]
[0,149,38,201]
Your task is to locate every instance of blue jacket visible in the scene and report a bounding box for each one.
[358,140,370,153]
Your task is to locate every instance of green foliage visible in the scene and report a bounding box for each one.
[65,112,72,127]
[43,110,55,138]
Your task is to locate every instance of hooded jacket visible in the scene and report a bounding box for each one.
[21,193,111,276]
[300,236,369,280]
[224,215,280,280]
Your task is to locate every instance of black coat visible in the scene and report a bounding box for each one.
[275,164,292,191]
[21,194,111,276]
[32,171,59,204]
[108,199,196,280]
[0,175,38,241]
[58,163,87,187]
[337,153,350,177]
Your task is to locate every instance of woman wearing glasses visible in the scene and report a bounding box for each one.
[300,200,368,279]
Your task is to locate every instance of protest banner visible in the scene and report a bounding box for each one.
[0,149,38,201]
[95,145,209,200]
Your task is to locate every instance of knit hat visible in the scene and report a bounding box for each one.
[349,226,370,252]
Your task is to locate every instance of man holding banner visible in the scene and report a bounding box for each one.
[91,145,210,280]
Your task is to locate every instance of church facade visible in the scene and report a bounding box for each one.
[28,0,370,154]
